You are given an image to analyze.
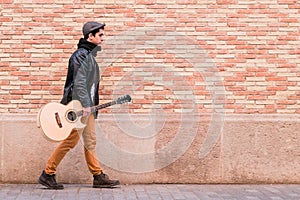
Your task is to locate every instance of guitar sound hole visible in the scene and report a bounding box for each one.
[67,111,77,122]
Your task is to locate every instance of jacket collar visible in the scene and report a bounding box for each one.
[77,38,101,56]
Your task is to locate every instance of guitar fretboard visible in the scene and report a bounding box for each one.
[77,100,117,117]
[94,101,117,112]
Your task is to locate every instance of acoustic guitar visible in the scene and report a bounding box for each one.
[37,94,131,141]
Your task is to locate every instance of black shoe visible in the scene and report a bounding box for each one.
[38,170,64,190]
[93,172,120,188]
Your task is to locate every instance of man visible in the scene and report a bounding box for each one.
[38,22,120,189]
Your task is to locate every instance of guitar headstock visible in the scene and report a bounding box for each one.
[116,94,132,104]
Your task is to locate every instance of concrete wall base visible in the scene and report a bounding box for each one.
[0,113,299,184]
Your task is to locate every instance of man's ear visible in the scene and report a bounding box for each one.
[88,33,94,39]
[87,33,94,43]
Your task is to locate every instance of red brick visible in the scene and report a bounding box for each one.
[216,0,237,4]
[0,17,12,22]
[247,95,267,100]
[21,85,41,90]
[30,81,51,86]
[266,77,287,81]
[0,0,13,3]
[278,100,297,105]
[288,95,300,100]
[10,90,31,95]
[267,86,288,91]
[0,80,9,85]
[277,0,297,4]
[227,86,246,91]
[135,0,155,4]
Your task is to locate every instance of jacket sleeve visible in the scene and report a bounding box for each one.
[73,51,92,108]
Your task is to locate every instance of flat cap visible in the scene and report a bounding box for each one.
[82,21,105,37]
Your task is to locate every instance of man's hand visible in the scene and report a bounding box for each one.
[83,107,91,117]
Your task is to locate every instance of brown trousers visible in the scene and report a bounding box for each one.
[45,115,102,175]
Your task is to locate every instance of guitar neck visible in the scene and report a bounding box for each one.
[77,100,117,117]
[94,101,117,112]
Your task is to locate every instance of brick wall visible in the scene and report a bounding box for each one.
[0,0,299,114]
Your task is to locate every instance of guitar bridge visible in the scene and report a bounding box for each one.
[55,112,63,128]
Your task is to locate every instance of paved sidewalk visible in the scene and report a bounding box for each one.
[0,184,299,200]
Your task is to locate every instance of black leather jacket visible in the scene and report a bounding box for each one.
[60,38,100,117]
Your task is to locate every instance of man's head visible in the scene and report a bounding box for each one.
[82,21,105,45]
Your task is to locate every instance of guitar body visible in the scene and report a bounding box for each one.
[37,100,86,141]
